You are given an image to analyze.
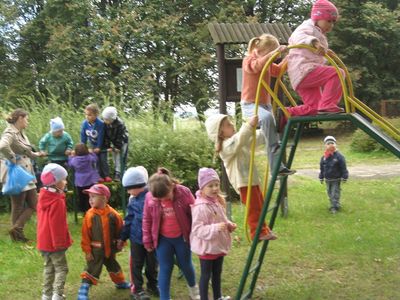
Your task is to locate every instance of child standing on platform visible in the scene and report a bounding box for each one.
[39,117,73,167]
[190,168,236,300]
[102,106,129,182]
[37,163,72,300]
[287,0,344,116]
[142,167,200,300]
[68,143,100,213]
[80,103,110,182]
[205,114,282,241]
[77,184,130,300]
[319,136,348,213]
[119,166,159,300]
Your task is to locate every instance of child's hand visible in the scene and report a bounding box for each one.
[39,151,47,157]
[107,148,113,153]
[248,115,259,128]
[114,148,120,153]
[85,252,94,261]
[312,40,327,56]
[93,148,100,154]
[217,222,227,231]
[65,149,72,156]
[227,222,237,232]
[276,45,287,54]
[145,246,154,252]
[70,150,76,156]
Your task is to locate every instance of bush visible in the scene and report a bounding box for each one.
[350,129,387,152]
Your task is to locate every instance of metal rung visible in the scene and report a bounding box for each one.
[249,261,260,274]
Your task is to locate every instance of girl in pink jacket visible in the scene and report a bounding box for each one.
[142,167,200,300]
[190,168,236,300]
[287,0,345,116]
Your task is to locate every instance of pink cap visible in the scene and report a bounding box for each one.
[198,168,220,190]
[311,0,338,21]
[83,184,111,200]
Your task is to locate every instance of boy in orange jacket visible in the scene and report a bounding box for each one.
[77,184,130,300]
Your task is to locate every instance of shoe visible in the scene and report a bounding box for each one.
[132,291,150,300]
[113,173,121,182]
[77,282,90,300]
[147,285,160,297]
[317,107,344,115]
[259,231,278,241]
[98,177,105,183]
[217,297,232,300]
[115,281,131,289]
[329,207,338,214]
[187,284,200,300]
[278,167,296,176]
[9,227,29,242]
[51,293,65,300]
[104,176,113,182]
[277,108,288,133]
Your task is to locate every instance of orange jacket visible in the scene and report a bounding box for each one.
[81,204,123,258]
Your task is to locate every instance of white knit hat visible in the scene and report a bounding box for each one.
[50,117,65,132]
[102,106,118,121]
[41,163,68,186]
[122,166,149,189]
[205,114,228,143]
[324,135,337,144]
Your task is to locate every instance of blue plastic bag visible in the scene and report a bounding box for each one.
[2,161,36,195]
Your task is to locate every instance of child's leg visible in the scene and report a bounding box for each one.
[104,254,127,285]
[326,181,335,208]
[211,256,224,300]
[131,242,146,292]
[172,236,196,287]
[77,186,91,213]
[97,150,110,179]
[50,251,69,297]
[112,143,128,177]
[80,250,105,285]
[318,67,345,110]
[199,258,212,300]
[239,186,269,239]
[144,248,159,291]
[156,236,176,300]
[42,253,55,299]
[330,179,341,209]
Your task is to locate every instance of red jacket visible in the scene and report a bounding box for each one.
[142,184,194,249]
[37,188,72,252]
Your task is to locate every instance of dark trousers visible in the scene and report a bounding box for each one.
[82,249,124,284]
[199,256,224,300]
[10,188,37,229]
[97,150,109,178]
[130,242,158,292]
[77,186,91,213]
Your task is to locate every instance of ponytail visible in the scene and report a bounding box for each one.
[247,37,261,53]
[148,167,180,198]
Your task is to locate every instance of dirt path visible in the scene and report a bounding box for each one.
[296,163,400,179]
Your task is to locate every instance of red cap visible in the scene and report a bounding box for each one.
[83,184,111,200]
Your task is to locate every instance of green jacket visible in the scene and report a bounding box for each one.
[39,131,73,162]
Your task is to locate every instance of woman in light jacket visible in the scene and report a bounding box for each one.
[0,108,42,242]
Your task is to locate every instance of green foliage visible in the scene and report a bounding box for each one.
[350,128,390,153]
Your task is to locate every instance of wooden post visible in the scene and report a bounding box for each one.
[216,44,227,114]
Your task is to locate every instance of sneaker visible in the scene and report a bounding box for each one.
[217,297,232,300]
[147,285,160,297]
[113,173,121,182]
[132,291,150,300]
[317,107,344,115]
[104,176,113,182]
[187,284,200,300]
[115,281,131,289]
[278,167,297,176]
[51,294,65,300]
[259,231,278,241]
[329,207,338,214]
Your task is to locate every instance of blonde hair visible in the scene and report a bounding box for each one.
[85,103,100,115]
[247,34,279,54]
[148,167,180,198]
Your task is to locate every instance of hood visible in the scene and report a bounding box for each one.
[205,114,228,143]
[39,188,65,210]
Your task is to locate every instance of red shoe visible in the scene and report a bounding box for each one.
[317,106,344,115]
[259,231,278,241]
[98,177,105,183]
[104,176,113,182]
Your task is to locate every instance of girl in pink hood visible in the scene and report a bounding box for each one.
[190,168,237,300]
[287,0,345,116]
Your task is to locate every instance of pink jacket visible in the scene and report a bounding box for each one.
[142,184,194,249]
[190,193,232,256]
[287,19,329,90]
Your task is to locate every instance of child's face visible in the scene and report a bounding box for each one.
[85,110,97,123]
[158,188,173,201]
[55,179,67,191]
[220,118,235,139]
[52,129,63,137]
[316,19,336,33]
[89,193,106,208]
[127,187,145,197]
[325,141,336,152]
[202,180,221,198]
[103,119,112,125]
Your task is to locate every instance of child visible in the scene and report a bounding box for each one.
[77,184,130,300]
[287,0,344,116]
[205,114,280,241]
[80,103,110,182]
[39,117,74,167]
[37,163,72,300]
[142,167,200,300]
[102,106,129,182]
[119,166,158,300]
[241,34,294,173]
[190,168,237,300]
[319,135,348,213]
[68,143,100,213]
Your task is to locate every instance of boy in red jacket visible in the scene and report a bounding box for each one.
[37,163,72,300]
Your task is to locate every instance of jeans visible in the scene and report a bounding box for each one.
[156,235,196,300]
[326,179,341,209]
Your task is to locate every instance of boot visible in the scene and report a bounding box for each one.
[187,284,200,300]
[9,227,29,242]
[77,282,90,300]
[52,293,65,300]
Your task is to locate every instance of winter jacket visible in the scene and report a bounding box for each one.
[39,131,74,162]
[241,51,282,105]
[120,188,147,245]
[0,124,36,191]
[190,192,232,256]
[142,184,194,249]
[37,187,72,252]
[68,153,99,187]
[319,151,349,181]
[287,19,329,90]
[80,118,105,149]
[103,117,129,150]
[81,204,123,258]
[219,122,265,193]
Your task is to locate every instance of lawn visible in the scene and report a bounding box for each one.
[0,125,399,300]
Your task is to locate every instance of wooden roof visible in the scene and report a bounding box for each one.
[208,22,292,45]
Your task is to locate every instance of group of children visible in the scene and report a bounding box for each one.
[34,0,349,299]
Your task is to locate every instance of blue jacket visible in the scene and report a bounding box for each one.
[319,151,349,180]
[80,118,105,149]
[120,188,147,244]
